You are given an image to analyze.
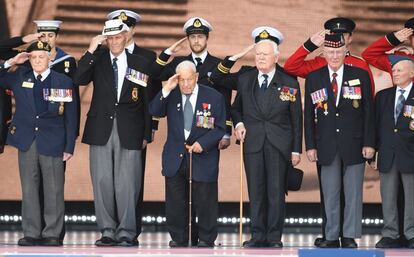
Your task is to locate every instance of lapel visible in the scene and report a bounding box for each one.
[119,52,133,100]
[102,50,118,98]
[337,65,350,108]
[263,71,281,116]
[248,69,264,118]
[396,85,414,125]
[320,66,336,111]
[174,89,185,140]
[22,70,36,113]
[187,85,203,142]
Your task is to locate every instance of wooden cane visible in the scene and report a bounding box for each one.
[187,146,193,247]
[239,140,244,247]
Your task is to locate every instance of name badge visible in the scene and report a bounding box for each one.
[22,82,34,88]
[348,79,361,86]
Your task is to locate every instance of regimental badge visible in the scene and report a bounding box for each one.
[410,120,414,131]
[119,12,127,21]
[58,102,64,115]
[64,61,70,73]
[132,87,139,102]
[259,30,269,39]
[37,41,43,48]
[10,126,16,135]
[193,19,202,28]
[352,99,359,109]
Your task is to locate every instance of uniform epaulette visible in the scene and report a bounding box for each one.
[217,62,230,74]
[156,57,167,66]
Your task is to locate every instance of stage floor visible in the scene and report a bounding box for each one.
[0,231,413,256]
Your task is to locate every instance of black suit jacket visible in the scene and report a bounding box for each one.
[131,43,162,131]
[375,85,414,173]
[231,67,302,160]
[74,49,152,150]
[304,64,375,166]
[154,51,233,134]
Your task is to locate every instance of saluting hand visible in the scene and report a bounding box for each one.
[394,28,414,43]
[310,29,329,47]
[231,44,256,60]
[88,35,107,54]
[22,32,44,43]
[187,142,203,153]
[163,74,179,93]
[7,52,30,66]
[167,37,187,55]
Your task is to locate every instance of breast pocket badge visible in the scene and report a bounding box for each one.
[132,87,139,102]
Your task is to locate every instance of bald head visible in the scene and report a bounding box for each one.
[392,59,414,88]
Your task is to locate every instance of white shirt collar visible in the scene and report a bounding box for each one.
[182,83,199,98]
[396,82,413,96]
[258,68,276,85]
[192,51,208,64]
[33,68,51,81]
[328,64,344,78]
[125,42,135,54]
[110,50,127,62]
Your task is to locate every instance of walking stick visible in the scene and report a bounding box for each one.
[239,140,244,247]
[187,147,193,247]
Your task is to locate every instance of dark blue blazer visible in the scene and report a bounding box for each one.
[0,66,77,157]
[149,84,226,182]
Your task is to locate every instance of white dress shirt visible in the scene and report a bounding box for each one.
[394,82,413,111]
[162,84,199,140]
[125,42,135,54]
[257,68,276,89]
[110,50,127,101]
[33,69,51,81]
[328,64,344,106]
[191,50,208,64]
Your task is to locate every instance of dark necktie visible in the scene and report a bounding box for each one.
[395,88,405,124]
[37,74,42,81]
[112,57,118,90]
[332,72,338,100]
[184,94,193,131]
[195,57,202,72]
[261,74,268,92]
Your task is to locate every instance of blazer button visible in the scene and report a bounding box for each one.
[35,127,38,131]
[110,116,113,119]
[115,103,118,106]
[179,154,183,158]
[336,129,340,132]
[335,113,339,117]
[36,116,39,119]
[394,129,398,133]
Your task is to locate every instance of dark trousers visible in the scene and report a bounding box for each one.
[165,155,218,244]
[244,139,287,243]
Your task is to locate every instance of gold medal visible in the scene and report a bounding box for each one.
[132,87,139,101]
[59,102,64,115]
[352,99,359,109]
[10,126,16,135]
[409,120,414,131]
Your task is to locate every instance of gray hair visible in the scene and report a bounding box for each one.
[175,60,197,74]
[256,40,279,55]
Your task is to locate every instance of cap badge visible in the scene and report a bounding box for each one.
[119,12,127,21]
[193,19,202,28]
[259,30,269,39]
[37,41,44,48]
[336,23,340,28]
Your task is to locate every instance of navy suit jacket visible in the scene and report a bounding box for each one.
[149,84,226,182]
[0,66,77,156]
[375,86,414,173]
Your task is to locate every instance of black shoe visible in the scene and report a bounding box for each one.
[243,239,265,248]
[17,237,41,246]
[117,237,139,247]
[406,238,414,249]
[399,235,408,247]
[375,237,400,248]
[197,240,214,248]
[39,237,62,246]
[95,236,117,246]
[267,241,283,248]
[341,237,357,248]
[314,237,325,247]
[169,240,188,248]
[317,239,340,248]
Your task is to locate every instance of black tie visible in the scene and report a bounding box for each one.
[195,57,202,72]
[112,57,118,90]
[37,74,42,81]
[261,74,268,92]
